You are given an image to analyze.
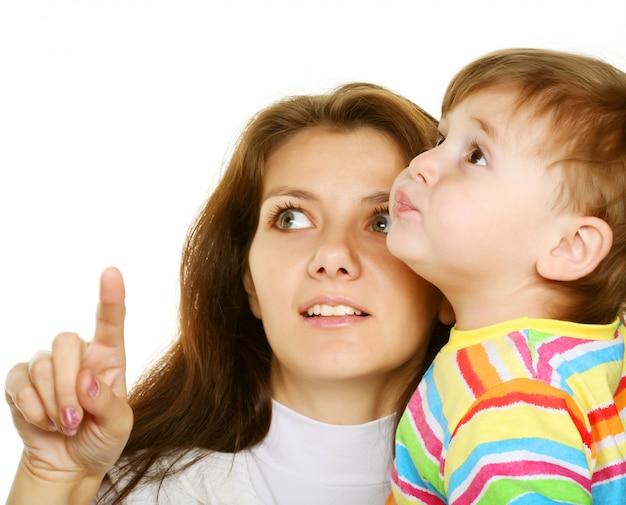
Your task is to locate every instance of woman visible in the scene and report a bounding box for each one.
[6,82,453,504]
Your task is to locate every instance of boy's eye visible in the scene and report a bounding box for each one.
[277,209,312,230]
[371,212,391,234]
[468,148,487,166]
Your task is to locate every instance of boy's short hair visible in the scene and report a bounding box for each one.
[442,48,626,324]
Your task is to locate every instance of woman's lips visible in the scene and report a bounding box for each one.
[306,303,363,317]
[300,297,369,318]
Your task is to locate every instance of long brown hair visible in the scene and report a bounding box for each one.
[101,82,445,503]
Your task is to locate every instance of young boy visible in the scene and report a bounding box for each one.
[387,48,626,504]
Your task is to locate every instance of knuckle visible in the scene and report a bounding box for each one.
[5,361,27,384]
[52,331,81,349]
[28,353,54,382]
[12,386,46,425]
[11,386,39,410]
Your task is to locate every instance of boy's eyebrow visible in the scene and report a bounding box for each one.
[262,187,390,206]
[472,117,496,138]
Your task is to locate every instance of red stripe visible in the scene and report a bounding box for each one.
[452,382,593,452]
[615,376,626,397]
[588,404,619,424]
[456,348,486,397]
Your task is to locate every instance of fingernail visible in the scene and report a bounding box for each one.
[64,427,78,436]
[88,375,100,398]
[62,407,80,428]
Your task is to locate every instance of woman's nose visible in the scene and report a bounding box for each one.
[308,232,361,280]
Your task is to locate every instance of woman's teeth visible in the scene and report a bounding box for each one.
[307,304,363,317]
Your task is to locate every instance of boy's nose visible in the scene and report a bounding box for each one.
[408,151,439,185]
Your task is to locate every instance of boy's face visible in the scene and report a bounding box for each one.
[387,89,571,306]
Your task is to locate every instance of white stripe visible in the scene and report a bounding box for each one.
[449,449,588,503]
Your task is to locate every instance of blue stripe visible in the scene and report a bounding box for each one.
[449,438,588,493]
[509,492,582,504]
[422,366,452,451]
[553,340,624,393]
[395,443,421,483]
[593,475,626,503]
[394,443,446,502]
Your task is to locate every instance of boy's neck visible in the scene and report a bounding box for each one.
[453,306,547,331]
[447,283,562,331]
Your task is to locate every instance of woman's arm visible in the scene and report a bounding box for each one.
[7,453,106,505]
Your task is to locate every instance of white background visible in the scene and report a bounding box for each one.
[1,0,625,499]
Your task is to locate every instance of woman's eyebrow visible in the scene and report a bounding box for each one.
[363,191,391,206]
[262,187,317,202]
[262,187,390,206]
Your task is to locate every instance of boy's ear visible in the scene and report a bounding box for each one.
[243,266,262,319]
[437,296,455,326]
[537,216,613,281]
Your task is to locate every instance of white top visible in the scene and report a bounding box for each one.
[247,401,395,505]
[100,400,395,505]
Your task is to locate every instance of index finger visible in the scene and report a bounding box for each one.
[93,266,126,348]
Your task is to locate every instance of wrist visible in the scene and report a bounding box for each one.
[7,453,105,505]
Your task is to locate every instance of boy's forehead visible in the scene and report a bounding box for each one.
[443,89,520,128]
[444,89,555,156]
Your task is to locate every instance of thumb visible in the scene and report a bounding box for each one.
[77,370,133,441]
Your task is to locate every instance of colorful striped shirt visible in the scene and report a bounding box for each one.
[391,317,626,504]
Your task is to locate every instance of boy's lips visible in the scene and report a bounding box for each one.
[392,188,417,214]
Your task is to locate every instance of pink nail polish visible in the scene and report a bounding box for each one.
[88,375,100,398]
[63,407,80,428]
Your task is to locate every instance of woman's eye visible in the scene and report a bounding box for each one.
[468,148,487,166]
[276,209,312,230]
[371,212,391,234]
[435,135,445,147]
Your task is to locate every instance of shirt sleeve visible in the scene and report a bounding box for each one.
[443,378,593,504]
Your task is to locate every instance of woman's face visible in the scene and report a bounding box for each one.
[244,127,445,415]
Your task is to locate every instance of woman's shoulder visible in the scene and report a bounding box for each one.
[97,449,264,505]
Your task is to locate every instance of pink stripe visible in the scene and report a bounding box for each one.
[391,466,445,505]
[455,459,591,505]
[535,336,582,382]
[406,387,443,459]
[508,331,533,373]
[593,459,626,483]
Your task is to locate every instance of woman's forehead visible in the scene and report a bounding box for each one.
[263,127,405,189]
